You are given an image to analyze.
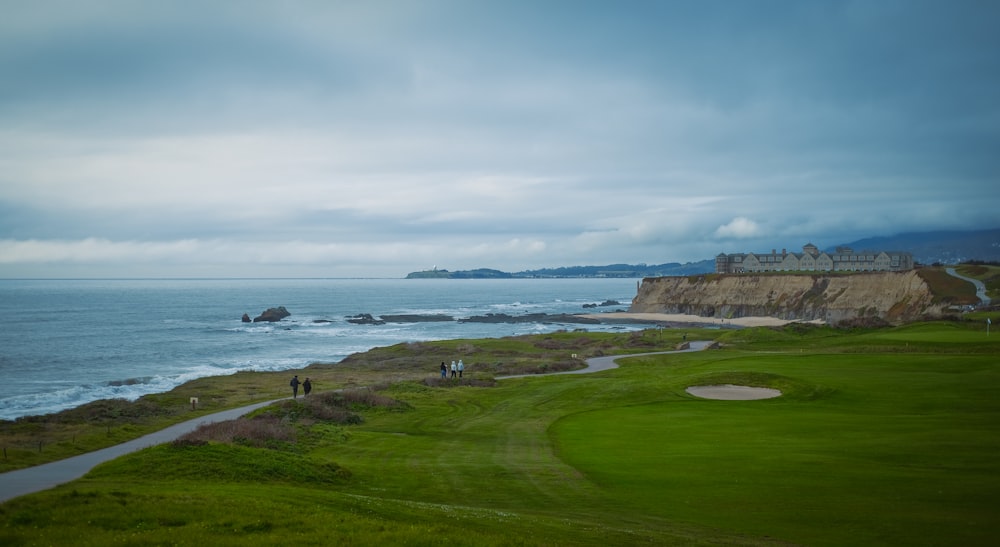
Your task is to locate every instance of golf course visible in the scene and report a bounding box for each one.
[2,318,998,546]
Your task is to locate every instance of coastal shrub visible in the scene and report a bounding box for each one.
[177,416,296,448]
[264,398,361,425]
[532,336,594,350]
[519,359,579,375]
[21,398,172,425]
[301,403,362,425]
[253,389,410,426]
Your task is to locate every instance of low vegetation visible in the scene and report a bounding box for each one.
[955,262,1000,300]
[916,266,978,304]
[2,316,999,545]
[0,329,673,472]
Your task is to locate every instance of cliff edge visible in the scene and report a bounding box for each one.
[629,271,944,324]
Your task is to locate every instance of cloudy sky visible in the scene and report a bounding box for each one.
[1,1,997,278]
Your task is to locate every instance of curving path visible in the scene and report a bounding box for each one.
[0,398,282,504]
[498,340,712,379]
[1,341,712,504]
[946,267,991,306]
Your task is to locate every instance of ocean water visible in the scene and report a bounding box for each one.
[0,278,645,420]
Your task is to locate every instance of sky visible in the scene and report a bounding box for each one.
[1,0,998,278]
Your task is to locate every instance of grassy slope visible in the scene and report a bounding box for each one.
[955,263,1000,301]
[2,323,999,545]
[0,330,667,472]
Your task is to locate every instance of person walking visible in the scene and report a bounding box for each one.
[303,377,312,396]
[450,361,457,379]
[440,362,447,379]
[457,360,464,378]
[290,375,300,398]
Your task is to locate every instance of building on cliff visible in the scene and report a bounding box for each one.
[715,243,914,274]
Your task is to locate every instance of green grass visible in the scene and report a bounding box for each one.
[955,263,1000,300]
[553,351,999,546]
[916,267,979,305]
[0,329,684,472]
[2,322,999,545]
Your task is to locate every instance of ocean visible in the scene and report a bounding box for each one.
[0,278,645,420]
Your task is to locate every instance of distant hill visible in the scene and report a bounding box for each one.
[406,228,1000,279]
[405,261,715,279]
[832,228,1000,265]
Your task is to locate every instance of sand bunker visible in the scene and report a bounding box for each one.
[685,384,781,400]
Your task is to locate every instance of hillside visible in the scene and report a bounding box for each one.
[406,261,714,279]
[405,228,999,280]
[834,228,1000,264]
[629,271,948,324]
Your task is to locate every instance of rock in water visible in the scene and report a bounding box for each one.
[253,306,291,322]
[241,313,251,323]
[346,313,385,325]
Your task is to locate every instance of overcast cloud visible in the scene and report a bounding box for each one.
[1,0,997,277]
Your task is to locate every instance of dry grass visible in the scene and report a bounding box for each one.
[176,387,410,448]
[177,416,297,448]
[916,266,978,304]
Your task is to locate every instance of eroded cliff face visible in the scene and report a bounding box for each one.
[630,271,943,323]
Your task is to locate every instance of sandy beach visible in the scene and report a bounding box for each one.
[579,311,825,328]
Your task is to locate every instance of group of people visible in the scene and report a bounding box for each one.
[289,375,312,398]
[292,359,467,397]
[439,360,464,379]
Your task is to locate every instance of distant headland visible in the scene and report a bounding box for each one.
[406,228,1000,279]
[405,262,714,279]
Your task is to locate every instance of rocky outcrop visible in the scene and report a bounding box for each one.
[241,313,251,323]
[630,272,945,324]
[380,314,454,323]
[253,306,291,323]
[346,313,384,325]
[347,313,456,324]
[459,313,601,324]
[582,300,621,308]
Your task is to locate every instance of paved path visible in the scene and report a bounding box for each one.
[498,340,712,379]
[946,268,991,306]
[0,398,283,504]
[2,341,710,504]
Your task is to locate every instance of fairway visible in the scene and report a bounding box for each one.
[2,323,999,545]
[552,351,1000,546]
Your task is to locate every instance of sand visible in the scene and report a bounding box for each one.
[579,311,825,328]
[685,385,782,400]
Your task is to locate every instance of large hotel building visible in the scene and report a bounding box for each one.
[715,243,914,274]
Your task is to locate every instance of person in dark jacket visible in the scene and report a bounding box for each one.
[303,377,312,396]
[290,375,300,398]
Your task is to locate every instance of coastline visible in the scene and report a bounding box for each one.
[579,311,825,328]
[1,340,710,499]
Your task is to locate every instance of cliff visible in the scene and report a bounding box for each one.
[629,271,945,324]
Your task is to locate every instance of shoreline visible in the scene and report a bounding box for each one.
[579,312,825,328]
[2,342,711,500]
[2,312,801,420]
